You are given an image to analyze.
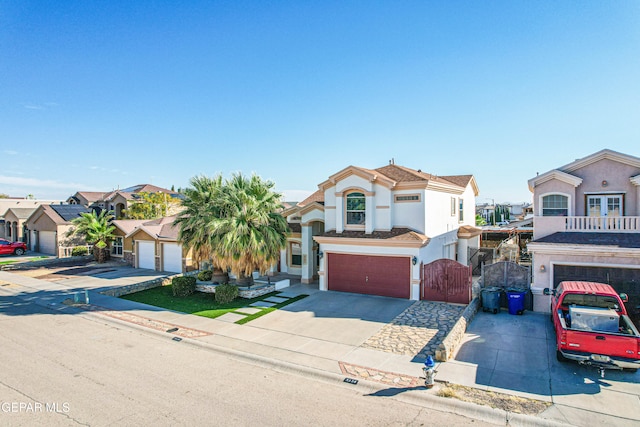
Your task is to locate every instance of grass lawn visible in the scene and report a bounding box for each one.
[0,256,48,266]
[121,285,307,322]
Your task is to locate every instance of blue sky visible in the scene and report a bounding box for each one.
[2,1,639,204]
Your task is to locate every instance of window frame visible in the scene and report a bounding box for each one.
[394,193,421,203]
[541,194,569,217]
[345,191,366,229]
[289,241,302,268]
[111,236,124,256]
[458,198,464,222]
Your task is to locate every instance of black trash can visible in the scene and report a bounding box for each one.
[481,287,502,314]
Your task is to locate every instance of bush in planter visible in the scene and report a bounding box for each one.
[197,270,213,281]
[215,283,238,304]
[71,246,89,256]
[172,276,196,297]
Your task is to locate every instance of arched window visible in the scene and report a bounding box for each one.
[346,192,366,225]
[542,195,568,216]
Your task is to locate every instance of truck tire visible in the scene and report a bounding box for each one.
[556,349,568,363]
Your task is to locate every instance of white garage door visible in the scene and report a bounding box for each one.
[137,241,156,270]
[39,231,57,256]
[162,243,183,273]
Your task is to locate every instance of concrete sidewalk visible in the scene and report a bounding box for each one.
[2,269,637,426]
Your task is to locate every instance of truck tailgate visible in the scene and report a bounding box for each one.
[565,329,640,360]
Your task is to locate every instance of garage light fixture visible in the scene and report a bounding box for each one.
[412,256,418,265]
[540,265,546,272]
[318,251,324,259]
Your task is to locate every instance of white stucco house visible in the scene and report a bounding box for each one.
[527,149,640,318]
[280,162,480,300]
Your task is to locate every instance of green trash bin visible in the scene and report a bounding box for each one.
[481,287,502,314]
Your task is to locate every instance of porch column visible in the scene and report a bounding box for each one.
[365,195,374,234]
[335,195,344,233]
[457,237,469,265]
[301,224,314,283]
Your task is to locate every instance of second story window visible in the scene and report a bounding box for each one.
[346,192,365,225]
[458,198,464,222]
[542,195,568,216]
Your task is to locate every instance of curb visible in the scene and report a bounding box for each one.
[76,303,572,427]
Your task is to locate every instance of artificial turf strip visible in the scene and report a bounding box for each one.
[234,294,309,325]
[120,285,279,319]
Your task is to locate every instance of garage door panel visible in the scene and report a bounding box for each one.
[39,231,56,255]
[162,243,182,273]
[327,253,410,298]
[138,241,156,270]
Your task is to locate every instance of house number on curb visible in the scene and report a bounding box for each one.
[172,337,182,342]
[343,378,358,385]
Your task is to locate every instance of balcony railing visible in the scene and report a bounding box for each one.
[565,216,640,232]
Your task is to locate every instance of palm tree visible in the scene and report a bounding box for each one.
[68,210,116,263]
[174,173,289,286]
[173,175,228,282]
[211,173,289,286]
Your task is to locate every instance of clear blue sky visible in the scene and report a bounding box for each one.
[2,1,639,204]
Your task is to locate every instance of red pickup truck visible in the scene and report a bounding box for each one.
[545,281,640,373]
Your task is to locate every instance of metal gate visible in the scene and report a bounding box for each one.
[481,261,532,310]
[421,258,472,304]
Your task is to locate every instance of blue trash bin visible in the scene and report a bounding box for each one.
[506,289,526,315]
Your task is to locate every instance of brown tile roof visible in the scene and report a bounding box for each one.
[74,192,107,203]
[132,216,180,240]
[440,175,473,188]
[298,189,325,206]
[373,164,471,189]
[5,207,37,219]
[320,227,429,242]
[112,219,148,235]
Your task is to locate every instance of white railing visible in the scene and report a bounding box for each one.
[565,216,640,232]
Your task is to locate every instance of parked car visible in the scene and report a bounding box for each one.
[0,238,27,256]
[545,281,639,374]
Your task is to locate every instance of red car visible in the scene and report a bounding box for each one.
[0,238,27,256]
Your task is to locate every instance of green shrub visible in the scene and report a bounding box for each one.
[71,246,89,256]
[197,270,213,281]
[172,276,196,297]
[215,283,238,304]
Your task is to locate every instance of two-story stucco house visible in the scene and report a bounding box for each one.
[281,162,480,300]
[527,149,640,319]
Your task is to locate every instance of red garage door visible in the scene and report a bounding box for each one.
[327,253,410,298]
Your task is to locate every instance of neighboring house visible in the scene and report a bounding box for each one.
[24,205,90,256]
[0,198,63,240]
[527,149,640,313]
[113,216,193,273]
[282,162,480,300]
[2,208,37,243]
[67,184,182,219]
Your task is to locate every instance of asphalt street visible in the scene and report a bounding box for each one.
[0,298,496,427]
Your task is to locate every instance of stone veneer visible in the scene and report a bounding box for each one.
[435,297,480,361]
[195,282,276,299]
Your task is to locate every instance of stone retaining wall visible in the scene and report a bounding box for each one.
[195,282,275,299]
[435,297,480,362]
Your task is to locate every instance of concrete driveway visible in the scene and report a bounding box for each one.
[249,291,414,346]
[436,310,640,426]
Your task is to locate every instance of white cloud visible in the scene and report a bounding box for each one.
[23,104,43,110]
[3,150,18,155]
[0,175,93,190]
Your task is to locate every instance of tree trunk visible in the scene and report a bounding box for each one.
[93,246,111,264]
[235,273,254,287]
[210,267,229,284]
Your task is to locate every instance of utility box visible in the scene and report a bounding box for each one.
[569,306,619,333]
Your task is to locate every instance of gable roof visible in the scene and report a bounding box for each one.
[112,219,148,235]
[127,216,179,241]
[27,204,90,226]
[528,149,640,192]
[298,189,325,206]
[319,163,477,195]
[4,207,37,220]
[70,192,106,204]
